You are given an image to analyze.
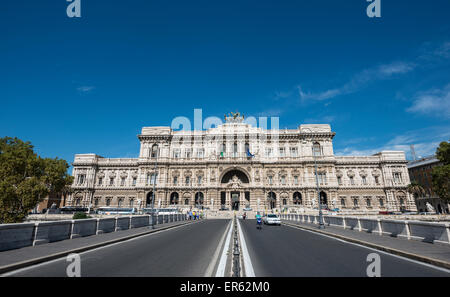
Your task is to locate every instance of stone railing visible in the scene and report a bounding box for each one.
[0,214,188,252]
[280,214,450,245]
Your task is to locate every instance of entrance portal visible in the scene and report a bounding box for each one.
[231,192,240,210]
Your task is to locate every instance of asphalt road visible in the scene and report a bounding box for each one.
[5,219,230,277]
[239,219,450,277]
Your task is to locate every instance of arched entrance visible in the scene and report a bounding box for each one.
[195,192,204,208]
[267,192,276,209]
[146,192,154,207]
[319,191,327,206]
[221,169,250,184]
[170,192,179,205]
[293,192,302,205]
[220,168,250,211]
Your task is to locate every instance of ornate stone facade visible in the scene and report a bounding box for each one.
[68,115,416,212]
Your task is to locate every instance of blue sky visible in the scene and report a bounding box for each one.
[1,0,449,165]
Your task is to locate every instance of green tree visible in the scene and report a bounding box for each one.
[431,141,450,203]
[407,181,426,198]
[0,137,73,223]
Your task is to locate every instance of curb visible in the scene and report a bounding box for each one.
[282,221,450,271]
[0,220,200,275]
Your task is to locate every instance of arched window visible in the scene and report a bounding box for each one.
[118,198,123,207]
[129,199,134,207]
[170,192,179,205]
[151,144,159,158]
[341,198,346,207]
[195,192,204,206]
[282,199,287,205]
[184,199,189,205]
[106,198,111,206]
[366,198,371,207]
[312,142,321,157]
[293,192,302,205]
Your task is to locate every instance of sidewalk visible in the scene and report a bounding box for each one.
[282,219,450,269]
[0,220,196,273]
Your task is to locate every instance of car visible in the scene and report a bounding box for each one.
[378,211,394,215]
[263,214,281,225]
[243,207,252,211]
[219,206,229,211]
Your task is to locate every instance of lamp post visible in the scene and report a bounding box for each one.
[314,153,325,229]
[150,147,158,229]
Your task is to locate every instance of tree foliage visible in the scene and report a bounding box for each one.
[0,137,73,223]
[431,141,450,203]
[407,182,425,197]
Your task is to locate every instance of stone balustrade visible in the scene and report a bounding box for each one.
[280,214,450,244]
[0,214,189,252]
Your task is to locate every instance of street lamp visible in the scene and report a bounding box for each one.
[150,146,158,229]
[313,152,325,229]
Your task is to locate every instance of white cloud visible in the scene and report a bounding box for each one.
[335,127,450,159]
[297,61,415,102]
[406,85,450,118]
[77,86,95,93]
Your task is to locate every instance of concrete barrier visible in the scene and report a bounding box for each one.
[169,214,174,223]
[164,215,169,223]
[328,216,344,227]
[97,218,116,234]
[34,220,72,245]
[408,221,450,244]
[0,223,35,251]
[131,215,149,228]
[345,217,360,231]
[359,218,380,234]
[380,219,409,239]
[71,219,97,239]
[115,217,130,231]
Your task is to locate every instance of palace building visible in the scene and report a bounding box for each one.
[68,113,416,212]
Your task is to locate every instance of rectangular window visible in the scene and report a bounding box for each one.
[337,176,342,185]
[173,149,181,158]
[279,147,285,157]
[265,148,273,157]
[281,176,286,185]
[132,177,137,186]
[374,176,379,185]
[185,176,190,185]
[197,149,204,158]
[173,176,178,185]
[198,176,202,185]
[98,177,103,186]
[294,176,299,185]
[121,177,126,186]
[317,172,326,185]
[290,147,298,157]
[361,176,367,185]
[150,173,157,185]
[350,176,355,185]
[185,149,192,158]
[268,176,273,185]
[77,174,86,185]
[109,177,115,186]
[393,172,402,183]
